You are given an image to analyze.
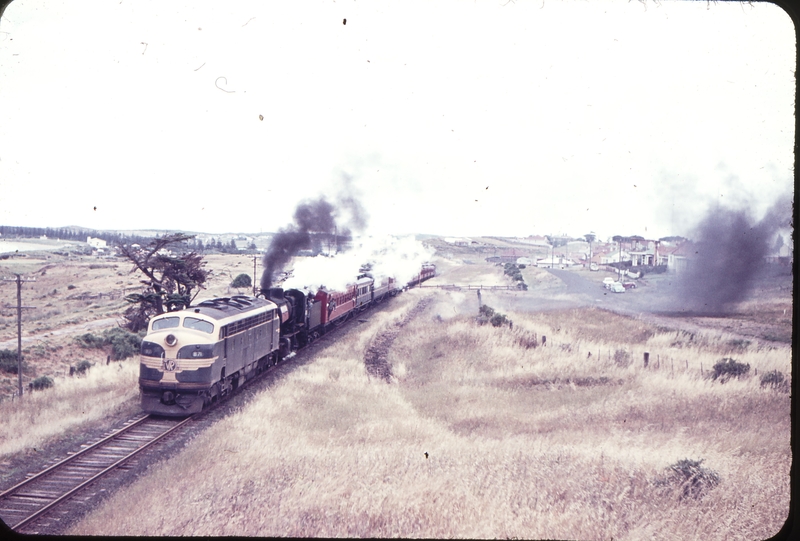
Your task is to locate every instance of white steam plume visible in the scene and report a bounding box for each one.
[282,235,435,292]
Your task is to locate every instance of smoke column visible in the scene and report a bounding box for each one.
[260,179,369,291]
[670,195,792,314]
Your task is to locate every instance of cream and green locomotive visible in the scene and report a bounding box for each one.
[139,295,283,415]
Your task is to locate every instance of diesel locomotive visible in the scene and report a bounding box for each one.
[138,265,435,415]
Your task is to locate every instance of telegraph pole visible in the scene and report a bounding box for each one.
[252,255,258,296]
[2,274,36,399]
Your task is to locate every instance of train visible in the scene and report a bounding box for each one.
[138,263,436,415]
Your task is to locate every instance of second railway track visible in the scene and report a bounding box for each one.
[0,414,192,534]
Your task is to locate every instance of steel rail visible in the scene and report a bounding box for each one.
[0,414,150,501]
[9,416,192,532]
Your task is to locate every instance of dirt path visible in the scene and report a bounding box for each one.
[0,317,121,350]
[364,297,432,382]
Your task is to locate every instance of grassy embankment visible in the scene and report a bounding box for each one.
[0,359,139,459]
[69,288,790,539]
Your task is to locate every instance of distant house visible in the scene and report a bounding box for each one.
[666,242,695,273]
[516,257,532,266]
[87,236,107,249]
[486,249,531,264]
[629,250,655,266]
[600,251,631,265]
[234,238,253,251]
[444,237,471,246]
[536,256,576,269]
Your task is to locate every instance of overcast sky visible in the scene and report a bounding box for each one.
[0,0,794,241]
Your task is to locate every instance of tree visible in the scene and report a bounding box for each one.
[584,233,596,266]
[231,273,252,289]
[118,234,210,331]
[545,235,567,268]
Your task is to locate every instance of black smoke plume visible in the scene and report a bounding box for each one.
[670,196,792,314]
[260,181,369,292]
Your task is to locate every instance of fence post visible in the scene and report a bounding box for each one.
[643,352,649,368]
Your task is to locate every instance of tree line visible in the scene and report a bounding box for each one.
[0,225,253,254]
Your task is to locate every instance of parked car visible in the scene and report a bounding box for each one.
[602,277,615,288]
[609,282,625,293]
[590,263,599,271]
[622,282,637,290]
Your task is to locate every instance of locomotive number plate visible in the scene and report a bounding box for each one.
[162,358,178,372]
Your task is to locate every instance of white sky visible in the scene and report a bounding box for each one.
[0,0,794,241]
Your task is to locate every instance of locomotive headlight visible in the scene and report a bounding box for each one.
[165,334,177,347]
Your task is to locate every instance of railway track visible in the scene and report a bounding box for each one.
[0,414,192,534]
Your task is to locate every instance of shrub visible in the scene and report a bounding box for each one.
[712,357,750,382]
[104,327,143,360]
[760,370,787,390]
[75,332,106,349]
[479,305,495,318]
[490,313,508,327]
[74,360,93,375]
[231,273,252,289]
[518,264,526,269]
[613,349,631,368]
[0,349,25,374]
[660,459,720,500]
[29,376,54,391]
[74,328,142,360]
[67,284,77,290]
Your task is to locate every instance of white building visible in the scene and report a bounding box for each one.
[87,236,107,249]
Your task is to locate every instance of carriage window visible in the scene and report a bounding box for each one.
[183,317,214,334]
[152,317,180,330]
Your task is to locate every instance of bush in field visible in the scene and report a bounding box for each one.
[760,370,788,391]
[75,328,142,360]
[712,357,750,382]
[231,273,252,289]
[75,332,106,349]
[29,376,54,391]
[479,304,495,318]
[74,360,93,375]
[490,313,509,327]
[104,327,143,360]
[657,459,720,501]
[613,349,631,368]
[0,349,26,374]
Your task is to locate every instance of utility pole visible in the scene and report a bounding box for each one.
[2,274,36,399]
[252,255,258,296]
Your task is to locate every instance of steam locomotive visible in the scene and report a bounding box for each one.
[138,264,436,415]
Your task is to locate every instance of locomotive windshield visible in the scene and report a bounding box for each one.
[183,317,214,334]
[152,316,180,330]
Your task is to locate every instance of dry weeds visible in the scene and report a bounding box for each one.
[0,359,139,458]
[69,288,790,539]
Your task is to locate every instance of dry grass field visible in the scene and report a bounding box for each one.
[67,284,790,539]
[0,246,791,538]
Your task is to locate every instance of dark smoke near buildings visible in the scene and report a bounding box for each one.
[669,196,792,314]
[260,181,368,291]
